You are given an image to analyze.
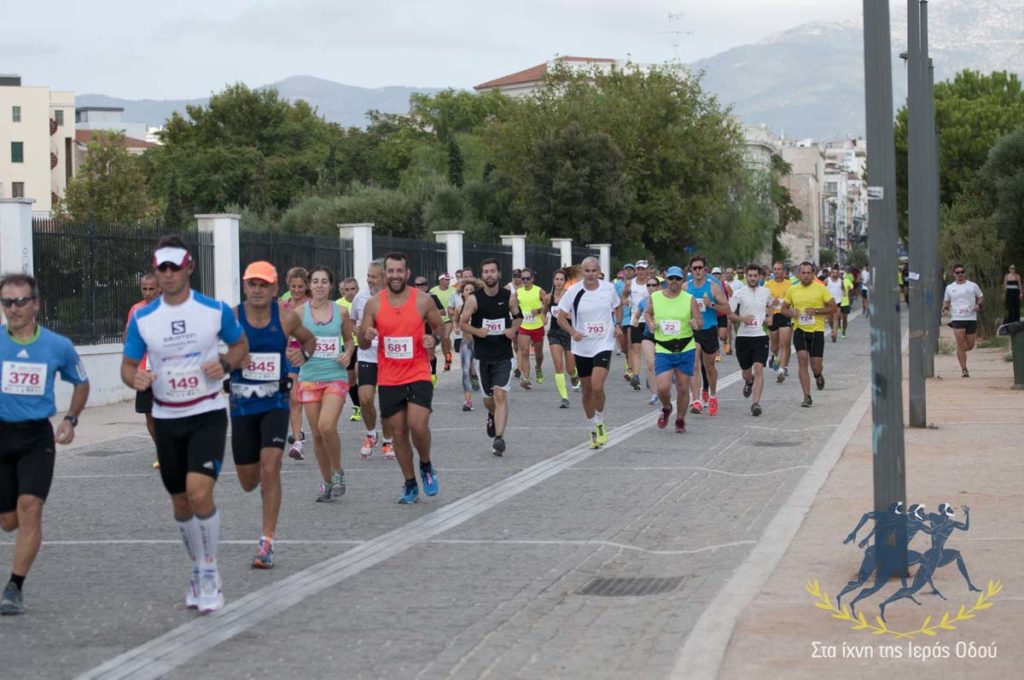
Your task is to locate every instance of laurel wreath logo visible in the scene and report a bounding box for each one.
[805,578,1002,639]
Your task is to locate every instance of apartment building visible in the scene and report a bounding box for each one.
[0,75,75,215]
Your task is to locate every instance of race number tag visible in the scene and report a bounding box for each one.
[696,298,706,313]
[660,319,682,336]
[745,316,762,327]
[956,305,972,317]
[484,318,506,336]
[384,336,414,360]
[523,311,537,324]
[585,322,607,338]
[242,353,280,381]
[313,336,340,359]
[1,361,47,396]
[799,311,815,326]
[163,367,205,401]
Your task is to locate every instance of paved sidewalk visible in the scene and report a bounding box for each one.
[718,326,1023,678]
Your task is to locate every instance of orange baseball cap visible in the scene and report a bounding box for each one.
[243,261,278,283]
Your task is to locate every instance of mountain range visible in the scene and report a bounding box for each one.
[78,0,1023,140]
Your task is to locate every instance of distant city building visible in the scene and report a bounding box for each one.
[821,138,868,263]
[474,56,624,97]
[0,75,75,215]
[74,129,159,171]
[75,106,149,142]
[780,143,826,264]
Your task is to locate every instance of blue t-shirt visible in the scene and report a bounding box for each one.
[614,279,631,326]
[229,303,289,416]
[1,325,88,422]
[686,274,723,329]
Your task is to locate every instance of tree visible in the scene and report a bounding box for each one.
[447,138,465,188]
[65,131,156,224]
[975,125,1024,267]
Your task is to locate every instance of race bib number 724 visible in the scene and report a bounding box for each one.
[2,361,47,396]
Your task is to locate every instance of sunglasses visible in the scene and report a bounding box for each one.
[667,276,683,281]
[691,265,705,270]
[954,270,965,275]
[157,263,183,272]
[520,276,533,281]
[414,281,428,286]
[0,296,35,308]
[647,283,660,288]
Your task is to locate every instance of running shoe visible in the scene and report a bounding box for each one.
[514,368,522,379]
[186,570,200,609]
[0,582,24,616]
[463,400,474,412]
[690,400,703,415]
[715,353,722,363]
[776,368,786,384]
[536,367,544,384]
[315,481,333,503]
[708,396,719,416]
[360,433,378,459]
[674,417,686,433]
[815,374,825,391]
[331,470,346,498]
[560,398,570,409]
[382,441,396,461]
[491,436,506,457]
[198,570,224,613]
[589,430,601,449]
[444,353,452,371]
[486,413,496,438]
[724,341,732,355]
[648,394,659,405]
[801,395,813,408]
[571,373,580,389]
[399,482,419,505]
[962,369,970,378]
[287,432,305,461]
[421,463,439,496]
[769,354,777,371]
[657,407,672,429]
[595,423,608,446]
[751,403,762,417]
[152,460,160,469]
[701,389,709,404]
[831,332,837,343]
[470,375,480,391]
[841,330,847,339]
[252,538,274,570]
[743,381,753,398]
[623,370,632,382]
[520,377,532,390]
[431,374,439,387]
[630,375,641,391]
[349,406,362,422]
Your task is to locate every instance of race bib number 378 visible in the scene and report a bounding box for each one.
[2,361,47,396]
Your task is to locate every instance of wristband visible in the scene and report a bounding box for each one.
[63,415,78,427]
[219,357,231,373]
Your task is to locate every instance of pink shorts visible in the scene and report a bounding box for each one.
[297,380,349,404]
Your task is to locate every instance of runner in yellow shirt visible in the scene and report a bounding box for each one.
[765,262,793,383]
[782,262,838,408]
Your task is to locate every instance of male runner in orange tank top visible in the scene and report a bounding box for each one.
[359,252,447,505]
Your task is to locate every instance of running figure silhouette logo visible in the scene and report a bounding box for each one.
[805,502,1002,639]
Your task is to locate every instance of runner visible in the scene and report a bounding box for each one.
[544,269,576,408]
[766,261,794,383]
[429,273,456,372]
[282,267,310,460]
[295,266,355,502]
[644,266,699,433]
[782,261,838,407]
[632,277,662,405]
[228,262,316,568]
[358,252,445,504]
[729,264,773,416]
[413,276,445,387]
[453,278,480,411]
[349,261,396,460]
[615,263,635,363]
[125,273,160,468]
[121,236,248,613]
[621,260,651,390]
[713,266,733,359]
[826,266,846,343]
[515,267,548,390]
[840,267,855,338]
[685,256,728,416]
[860,263,871,316]
[0,273,89,616]
[460,258,521,456]
[557,256,622,448]
[507,269,523,378]
[942,264,984,378]
[337,277,362,421]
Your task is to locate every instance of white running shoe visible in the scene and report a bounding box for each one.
[198,570,224,613]
[360,432,378,460]
[186,569,200,609]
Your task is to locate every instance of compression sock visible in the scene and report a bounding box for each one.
[196,508,220,571]
[555,373,568,400]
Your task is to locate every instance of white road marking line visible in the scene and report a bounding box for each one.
[573,465,811,477]
[0,539,365,546]
[429,539,756,556]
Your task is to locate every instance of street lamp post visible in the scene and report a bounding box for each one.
[908,0,927,427]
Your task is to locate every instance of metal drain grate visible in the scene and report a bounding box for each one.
[577,576,686,597]
[750,441,799,448]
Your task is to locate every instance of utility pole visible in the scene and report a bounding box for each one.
[922,1,942,368]
[907,0,927,426]
[863,0,907,571]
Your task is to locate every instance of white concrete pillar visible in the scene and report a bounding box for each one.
[434,230,464,275]
[196,213,241,306]
[500,234,526,270]
[0,198,36,275]
[550,238,573,267]
[588,243,612,279]
[339,223,374,289]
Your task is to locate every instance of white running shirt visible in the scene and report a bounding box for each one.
[826,277,845,305]
[124,290,243,419]
[729,285,772,338]
[625,278,650,324]
[557,280,620,358]
[349,289,379,363]
[944,281,983,321]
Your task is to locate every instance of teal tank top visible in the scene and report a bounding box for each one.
[298,302,347,382]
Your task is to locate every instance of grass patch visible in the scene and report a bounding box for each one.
[1007,353,1015,363]
[937,339,955,355]
[978,335,1009,349]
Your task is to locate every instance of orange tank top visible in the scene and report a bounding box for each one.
[376,289,431,386]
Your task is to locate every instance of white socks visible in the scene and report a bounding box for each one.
[196,508,220,574]
[177,516,202,577]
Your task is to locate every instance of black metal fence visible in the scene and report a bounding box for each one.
[572,245,597,265]
[239,230,354,288]
[463,241,514,281]
[524,243,563,290]
[372,235,447,282]
[31,218,210,345]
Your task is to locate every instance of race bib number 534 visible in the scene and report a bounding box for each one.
[2,361,47,396]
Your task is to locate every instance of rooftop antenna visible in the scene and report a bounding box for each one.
[656,12,694,62]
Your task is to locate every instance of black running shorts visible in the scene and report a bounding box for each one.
[629,324,647,345]
[474,358,514,398]
[153,410,228,495]
[949,320,978,335]
[735,336,770,371]
[378,381,433,419]
[574,350,612,378]
[768,313,792,331]
[693,328,720,354]
[793,329,825,358]
[0,420,56,512]
[357,361,379,388]
[135,388,153,414]
[230,409,290,467]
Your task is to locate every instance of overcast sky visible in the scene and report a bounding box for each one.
[4,0,863,98]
